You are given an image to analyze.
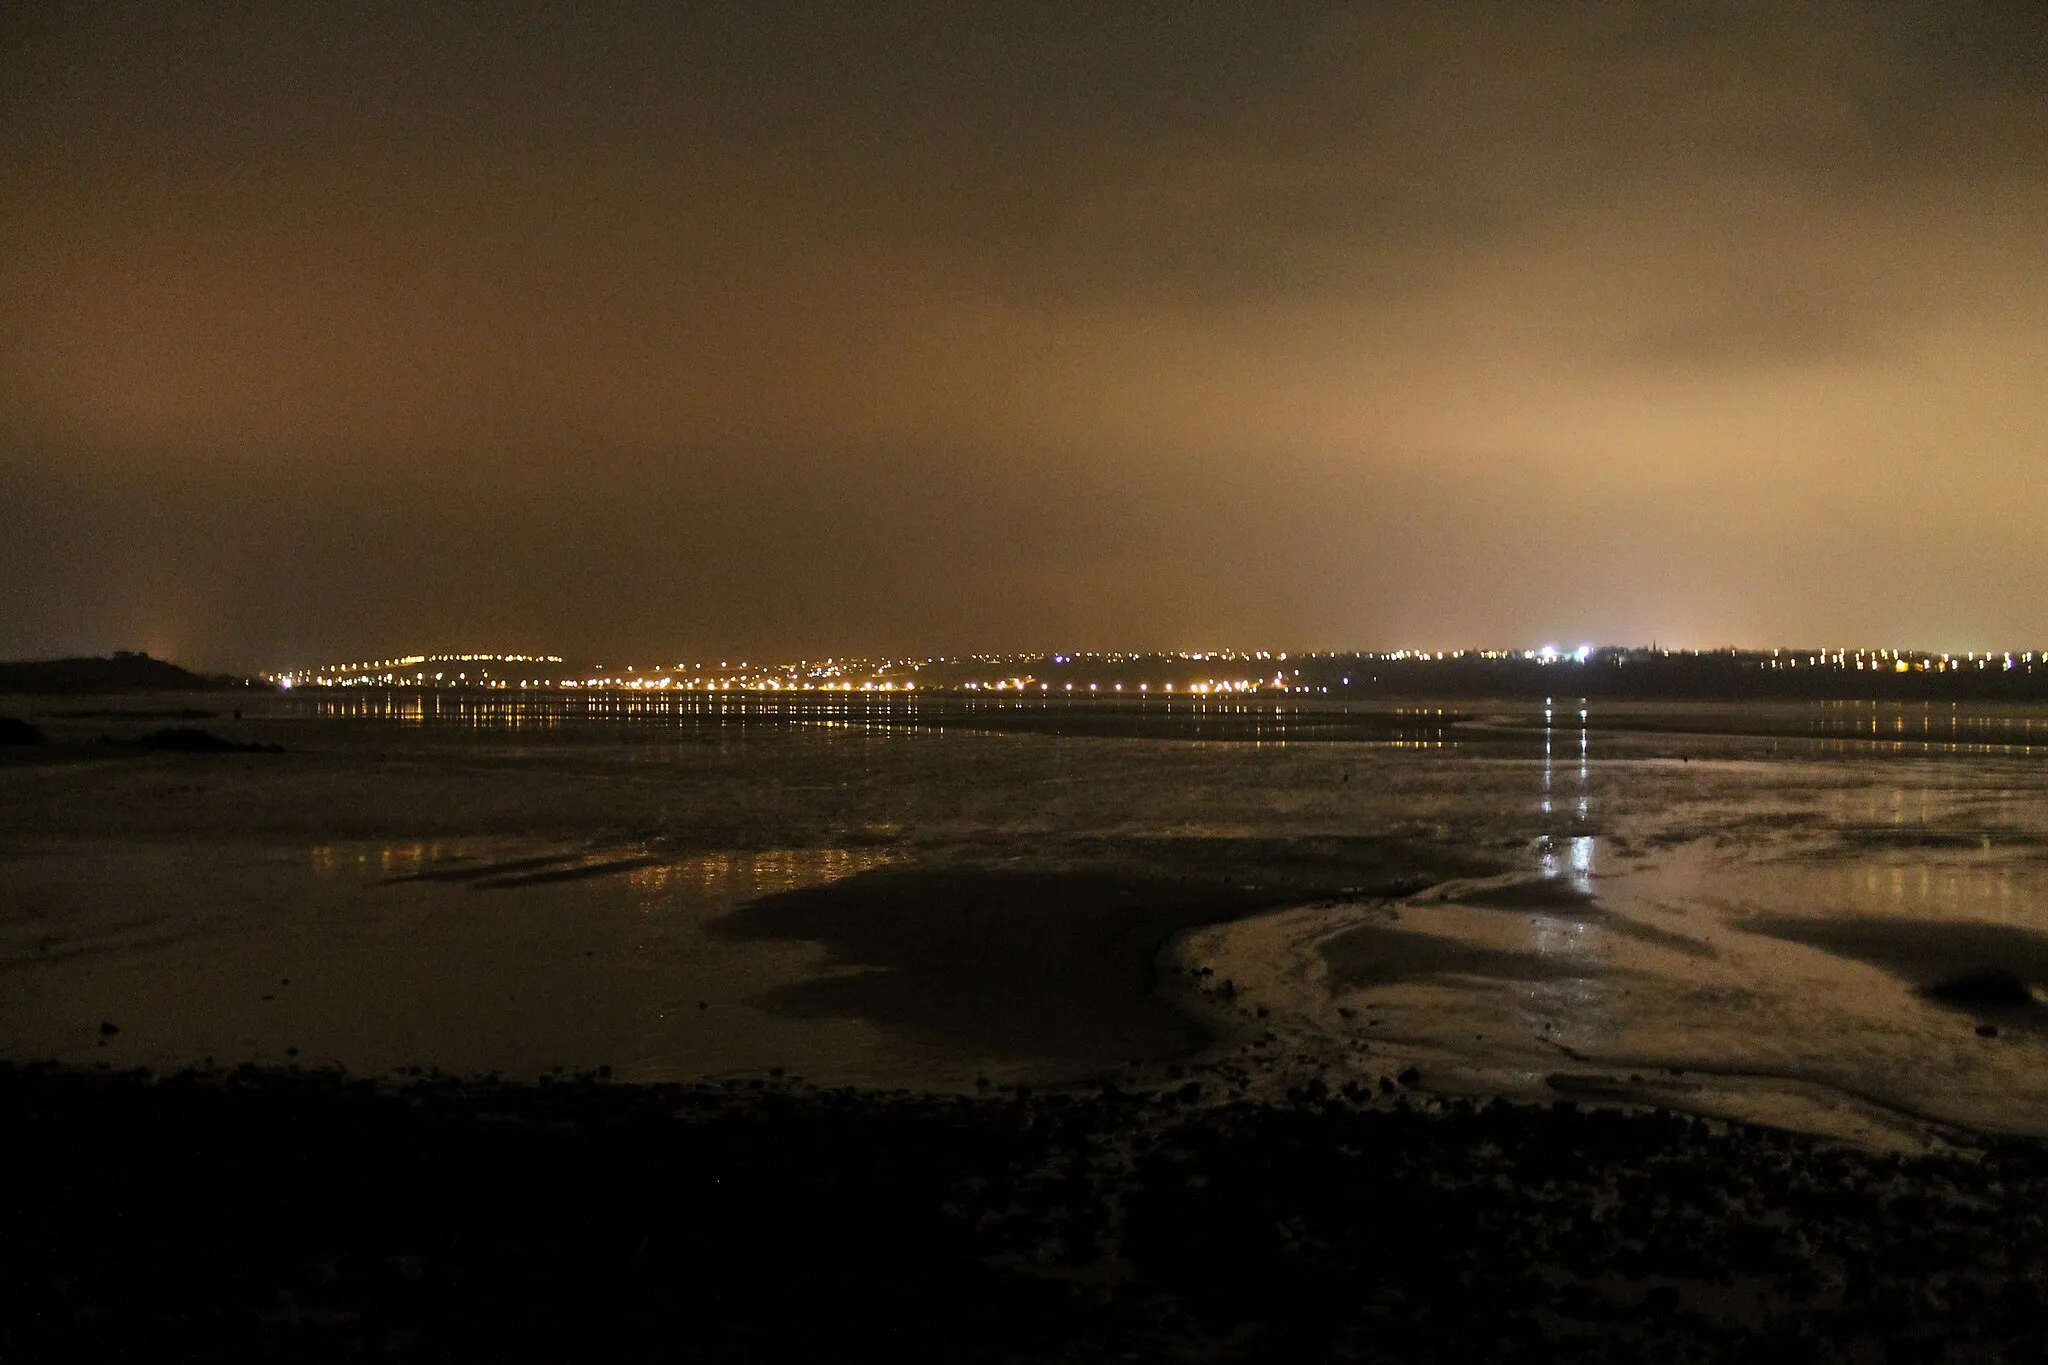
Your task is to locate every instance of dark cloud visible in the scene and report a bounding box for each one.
[1620,281,1897,369]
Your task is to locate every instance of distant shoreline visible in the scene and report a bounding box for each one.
[225,686,2048,752]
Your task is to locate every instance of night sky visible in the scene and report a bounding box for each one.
[3,2,2044,668]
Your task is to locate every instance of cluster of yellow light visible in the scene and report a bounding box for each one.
[960,678,1267,694]
[270,653,566,690]
[1763,648,2038,673]
[276,651,944,693]
[578,672,920,692]
[270,645,2045,694]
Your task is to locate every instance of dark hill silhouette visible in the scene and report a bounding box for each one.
[0,652,257,695]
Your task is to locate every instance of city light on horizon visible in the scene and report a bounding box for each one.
[264,641,2048,699]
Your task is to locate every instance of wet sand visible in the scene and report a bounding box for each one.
[1323,919,1606,990]
[0,834,1495,1087]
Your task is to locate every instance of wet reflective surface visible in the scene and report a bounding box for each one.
[1174,713,2048,1146]
[4,693,2048,1142]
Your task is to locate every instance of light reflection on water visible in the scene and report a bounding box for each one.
[308,842,896,901]
[624,848,896,900]
[292,690,938,733]
[280,690,1476,748]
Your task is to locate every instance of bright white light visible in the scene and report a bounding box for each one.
[1574,644,1592,663]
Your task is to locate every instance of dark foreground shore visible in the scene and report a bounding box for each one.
[8,1063,2046,1361]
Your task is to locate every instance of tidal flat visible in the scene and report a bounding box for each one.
[6,692,2048,1356]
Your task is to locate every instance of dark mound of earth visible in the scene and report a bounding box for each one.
[1923,969,2037,1008]
[0,716,47,746]
[0,651,252,694]
[1456,878,1599,910]
[120,727,282,754]
[715,867,1283,1063]
[8,1062,2048,1361]
[1746,917,2048,1002]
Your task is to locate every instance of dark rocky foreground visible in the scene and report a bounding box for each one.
[7,1063,2045,1361]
